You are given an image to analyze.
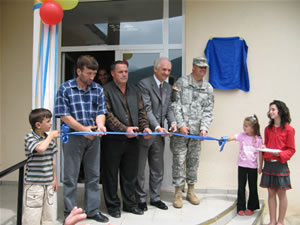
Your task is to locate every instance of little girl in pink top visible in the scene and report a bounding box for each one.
[227,115,263,216]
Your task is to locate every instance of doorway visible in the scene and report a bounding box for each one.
[62,51,115,82]
[59,50,174,190]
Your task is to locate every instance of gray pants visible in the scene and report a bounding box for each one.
[170,135,201,187]
[62,135,100,217]
[136,136,165,203]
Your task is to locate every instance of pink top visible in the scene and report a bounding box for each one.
[235,132,263,169]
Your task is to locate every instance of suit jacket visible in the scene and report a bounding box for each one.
[137,75,175,132]
[103,81,149,140]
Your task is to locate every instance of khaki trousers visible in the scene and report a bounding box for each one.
[22,184,57,225]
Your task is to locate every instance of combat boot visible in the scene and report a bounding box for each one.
[186,184,200,205]
[173,186,183,208]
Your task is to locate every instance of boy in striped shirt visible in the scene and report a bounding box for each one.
[22,108,59,225]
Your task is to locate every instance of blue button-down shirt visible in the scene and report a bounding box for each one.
[55,79,107,126]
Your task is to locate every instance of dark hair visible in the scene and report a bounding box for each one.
[98,68,108,74]
[76,55,99,71]
[29,108,52,130]
[245,114,261,137]
[268,100,291,129]
[110,60,127,72]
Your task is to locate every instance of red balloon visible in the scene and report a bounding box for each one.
[40,1,64,25]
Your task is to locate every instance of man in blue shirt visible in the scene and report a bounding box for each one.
[55,55,108,223]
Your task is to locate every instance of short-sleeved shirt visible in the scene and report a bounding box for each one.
[55,79,107,127]
[24,131,58,185]
[235,132,263,169]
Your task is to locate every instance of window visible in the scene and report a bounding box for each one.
[61,0,184,79]
[62,0,164,46]
[169,0,183,44]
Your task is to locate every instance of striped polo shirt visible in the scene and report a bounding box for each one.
[24,131,57,185]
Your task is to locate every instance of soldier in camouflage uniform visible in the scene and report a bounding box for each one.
[170,57,214,208]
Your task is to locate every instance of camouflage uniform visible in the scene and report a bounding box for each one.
[170,73,214,187]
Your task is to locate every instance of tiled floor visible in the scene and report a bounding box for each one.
[1,183,299,225]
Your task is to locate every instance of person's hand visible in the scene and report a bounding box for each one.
[169,123,177,133]
[271,152,280,157]
[258,166,262,174]
[199,130,207,141]
[64,207,88,225]
[200,130,207,136]
[53,178,58,192]
[97,125,106,137]
[179,126,189,135]
[157,127,169,137]
[49,130,60,139]
[143,128,152,139]
[126,127,139,138]
[82,126,96,140]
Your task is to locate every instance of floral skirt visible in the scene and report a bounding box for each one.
[260,160,291,190]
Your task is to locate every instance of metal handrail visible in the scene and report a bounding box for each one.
[0,159,27,225]
[0,160,27,178]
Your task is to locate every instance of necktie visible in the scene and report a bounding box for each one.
[159,83,163,127]
[159,83,163,97]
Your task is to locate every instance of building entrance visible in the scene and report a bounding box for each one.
[62,51,115,82]
[58,0,184,192]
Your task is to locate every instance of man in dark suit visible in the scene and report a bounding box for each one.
[101,61,152,218]
[136,57,177,211]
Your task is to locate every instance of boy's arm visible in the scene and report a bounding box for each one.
[35,130,59,153]
[53,158,58,192]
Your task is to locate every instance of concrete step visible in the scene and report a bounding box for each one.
[55,188,249,225]
[0,183,265,225]
[226,201,264,225]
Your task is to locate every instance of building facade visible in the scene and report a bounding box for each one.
[1,0,299,217]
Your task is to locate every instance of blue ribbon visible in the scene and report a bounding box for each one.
[60,124,229,152]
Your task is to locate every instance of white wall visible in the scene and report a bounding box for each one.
[0,0,32,179]
[185,0,300,216]
[0,0,3,170]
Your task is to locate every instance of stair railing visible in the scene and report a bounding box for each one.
[0,159,27,225]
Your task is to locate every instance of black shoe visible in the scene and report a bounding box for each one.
[138,202,148,211]
[150,200,168,210]
[123,207,144,215]
[109,210,121,218]
[87,211,109,223]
